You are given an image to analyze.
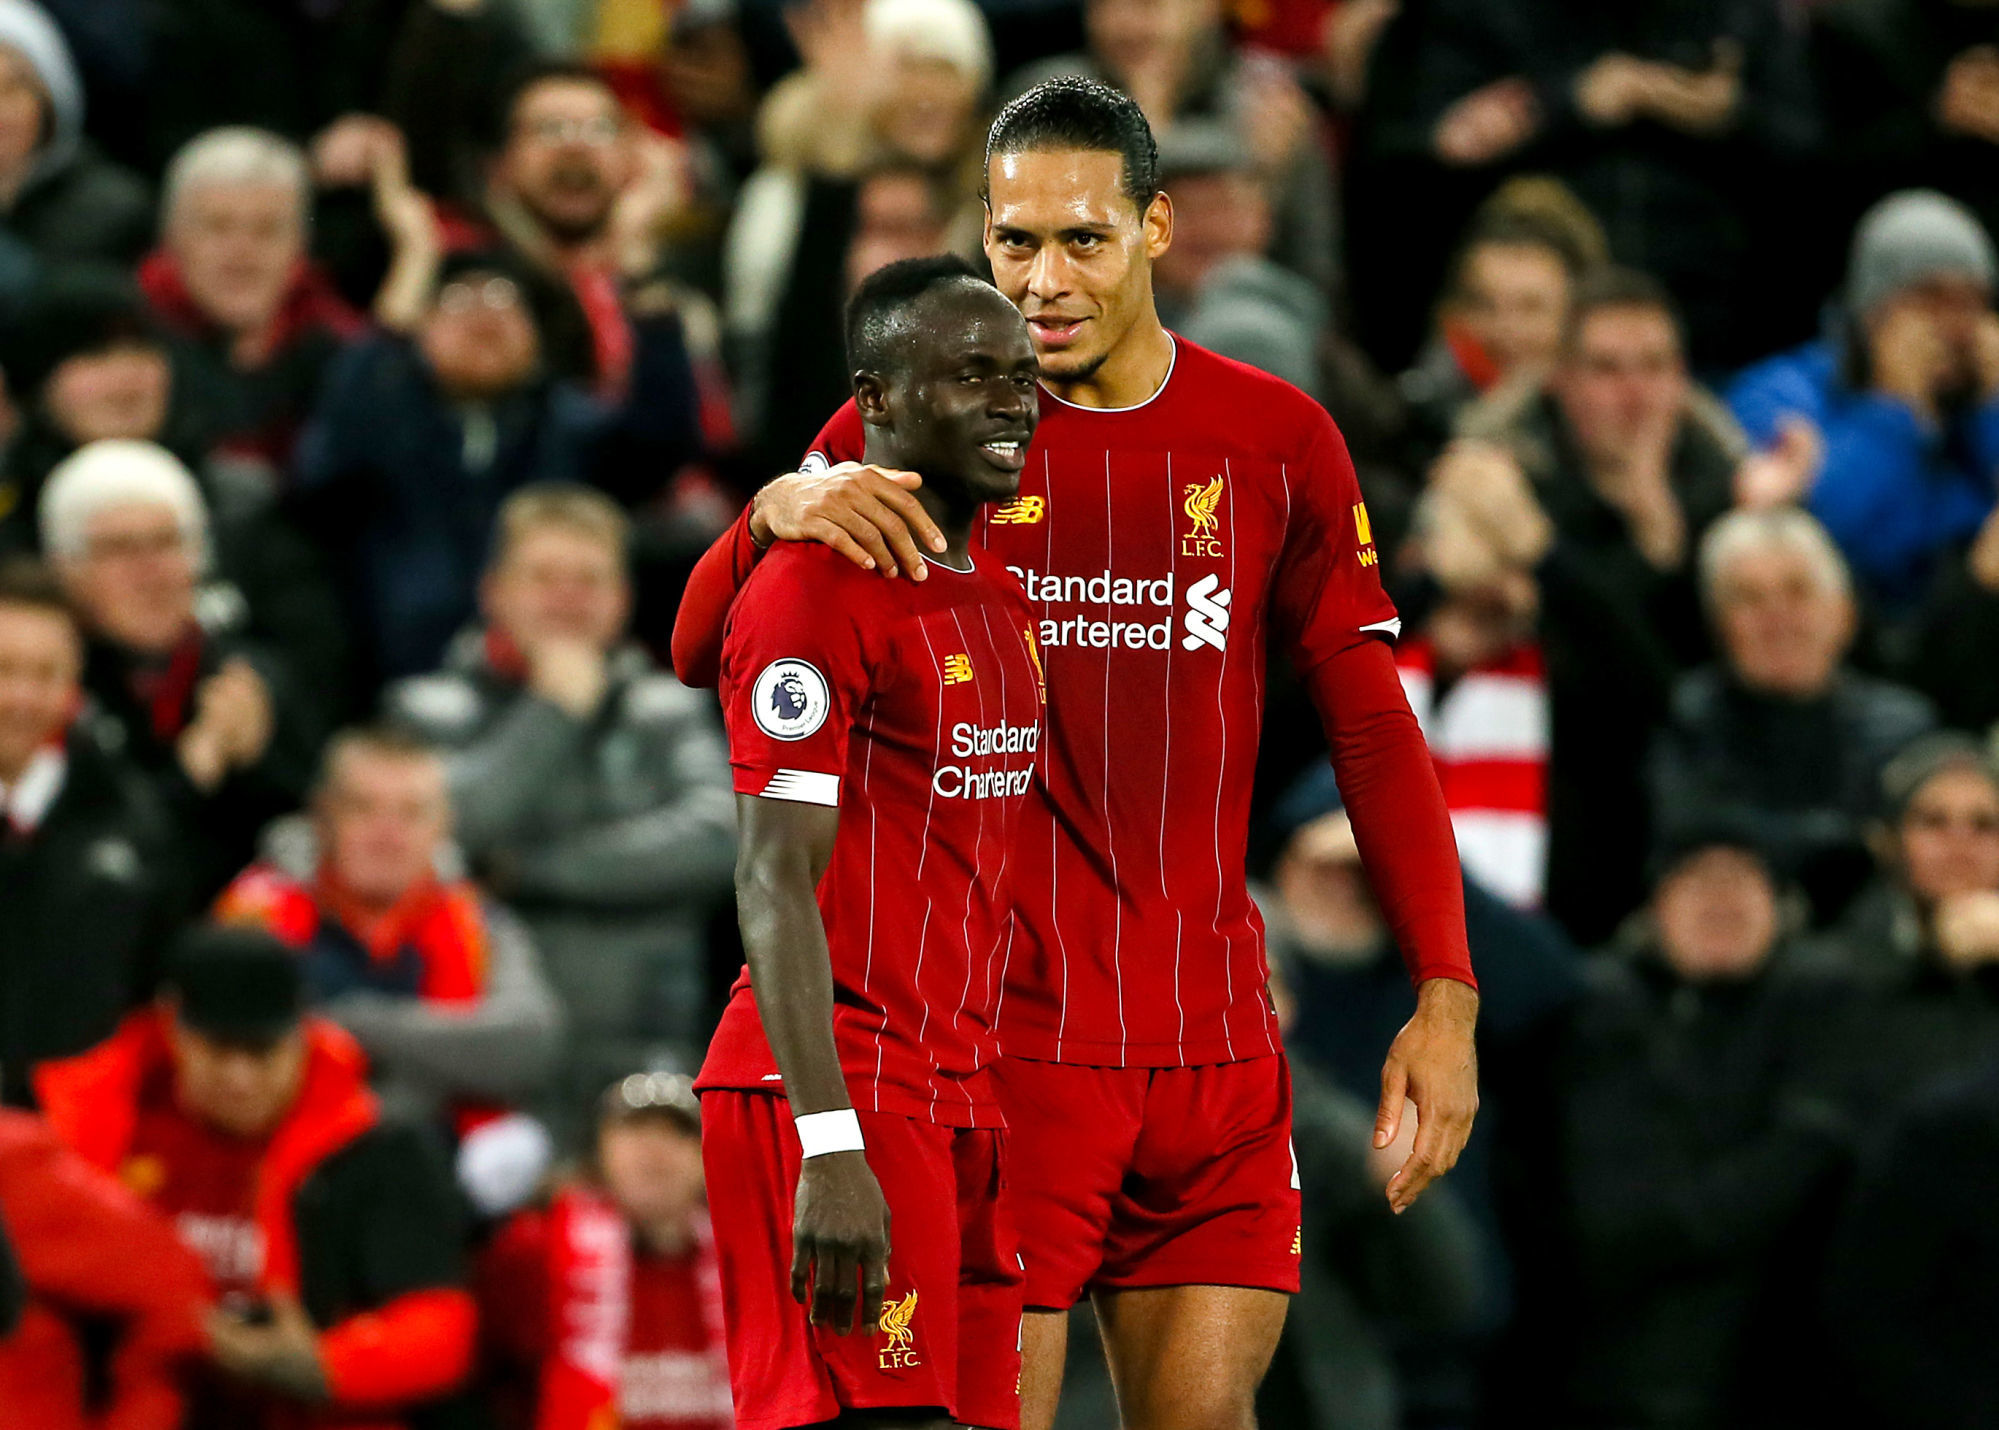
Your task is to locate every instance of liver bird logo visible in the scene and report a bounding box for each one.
[879,1289,919,1353]
[1183,475,1225,540]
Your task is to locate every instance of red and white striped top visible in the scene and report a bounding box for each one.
[802,338,1401,1067]
[697,543,1044,1127]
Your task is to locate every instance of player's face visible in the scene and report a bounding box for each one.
[1652,848,1778,983]
[1899,765,1999,904]
[169,1018,308,1139]
[881,288,1040,507]
[985,148,1172,383]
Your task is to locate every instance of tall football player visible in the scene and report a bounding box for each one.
[698,256,1045,1430]
[678,81,1478,1430]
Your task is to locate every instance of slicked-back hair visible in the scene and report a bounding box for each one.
[845,254,988,379]
[985,76,1158,210]
[1563,265,1684,351]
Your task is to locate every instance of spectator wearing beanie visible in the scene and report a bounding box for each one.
[0,557,183,1106]
[1649,507,1936,925]
[0,1107,210,1430]
[384,485,732,1140]
[140,127,364,478]
[477,1072,732,1430]
[214,725,563,1145]
[1545,821,1854,1430]
[40,440,319,901]
[1729,190,1999,614]
[34,925,479,1429]
[0,0,149,290]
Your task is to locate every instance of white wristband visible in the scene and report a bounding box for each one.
[795,1108,865,1159]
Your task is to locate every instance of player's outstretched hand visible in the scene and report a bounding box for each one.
[792,1149,893,1335]
[753,463,948,581]
[1375,977,1480,1215]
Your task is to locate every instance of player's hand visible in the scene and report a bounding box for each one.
[1375,977,1479,1215]
[752,464,947,581]
[791,1150,892,1335]
[207,1293,330,1402]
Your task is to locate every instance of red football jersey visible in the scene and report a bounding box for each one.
[621,1242,734,1430]
[696,543,1045,1127]
[800,338,1400,1067]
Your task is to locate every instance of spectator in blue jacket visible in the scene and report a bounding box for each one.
[1729,190,1999,614]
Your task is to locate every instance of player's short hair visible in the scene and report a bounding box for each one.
[985,76,1158,209]
[161,127,310,234]
[845,253,988,379]
[492,482,631,568]
[1698,505,1853,611]
[1562,265,1683,351]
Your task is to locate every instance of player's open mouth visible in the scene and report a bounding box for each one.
[980,438,1028,472]
[1028,316,1086,349]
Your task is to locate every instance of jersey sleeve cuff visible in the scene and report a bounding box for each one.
[735,767,842,806]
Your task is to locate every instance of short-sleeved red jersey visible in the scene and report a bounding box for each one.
[799,339,1401,1067]
[696,543,1045,1128]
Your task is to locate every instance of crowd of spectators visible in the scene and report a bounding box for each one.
[1,0,1998,1426]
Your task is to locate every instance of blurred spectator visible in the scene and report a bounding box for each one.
[479,1072,732,1430]
[41,440,318,900]
[1650,507,1936,923]
[1152,121,1325,397]
[0,559,181,1106]
[727,0,991,469]
[0,0,148,289]
[1259,773,1582,1421]
[1007,0,1338,296]
[1729,190,1999,614]
[1257,963,1486,1430]
[1399,177,1606,458]
[215,725,563,1139]
[139,128,364,478]
[1458,269,1759,668]
[1409,440,1682,938]
[1834,732,1999,981]
[0,270,352,697]
[0,1107,210,1430]
[1821,1058,1999,1429]
[1363,0,1815,365]
[1548,826,1851,1430]
[34,925,478,1428]
[385,486,733,1137]
[1905,500,1999,731]
[1816,0,1999,249]
[294,250,607,682]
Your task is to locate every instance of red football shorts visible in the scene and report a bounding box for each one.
[699,1091,1023,1430]
[990,1054,1302,1309]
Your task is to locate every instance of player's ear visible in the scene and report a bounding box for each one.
[854,371,892,425]
[1143,189,1173,261]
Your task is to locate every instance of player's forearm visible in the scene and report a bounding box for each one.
[736,842,850,1115]
[671,508,763,689]
[1306,640,1477,989]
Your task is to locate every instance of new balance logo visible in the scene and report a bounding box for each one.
[1183,573,1232,651]
[942,653,974,685]
[991,495,1045,525]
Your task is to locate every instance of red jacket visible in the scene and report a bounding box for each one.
[36,1011,478,1430]
[0,1109,210,1430]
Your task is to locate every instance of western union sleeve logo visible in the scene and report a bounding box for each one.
[1354,501,1379,567]
[943,653,975,684]
[991,495,1045,525]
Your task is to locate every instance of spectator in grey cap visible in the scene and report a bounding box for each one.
[1150,121,1326,398]
[1729,189,1999,611]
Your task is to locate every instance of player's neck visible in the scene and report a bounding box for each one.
[1041,307,1175,410]
[865,445,977,570]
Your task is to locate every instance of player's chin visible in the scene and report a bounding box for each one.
[966,465,1023,506]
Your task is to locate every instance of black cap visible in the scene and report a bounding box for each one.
[0,264,162,399]
[167,925,305,1046]
[1648,811,1778,890]
[599,1070,700,1134]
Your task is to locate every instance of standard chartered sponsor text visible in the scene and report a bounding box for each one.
[1009,565,1176,650]
[934,719,1039,799]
